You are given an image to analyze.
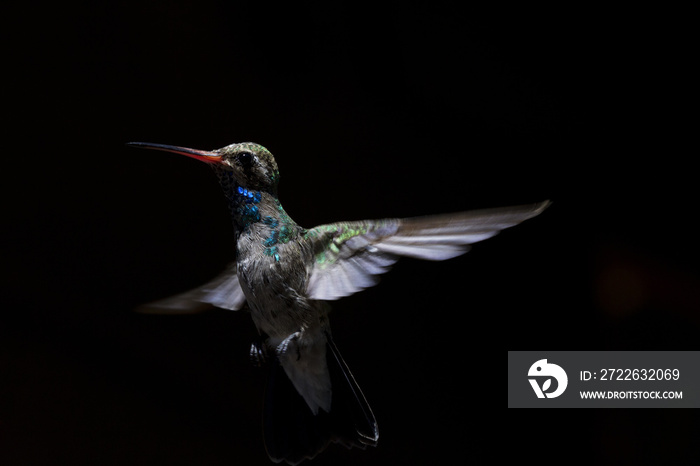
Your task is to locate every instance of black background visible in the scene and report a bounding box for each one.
[3,2,699,465]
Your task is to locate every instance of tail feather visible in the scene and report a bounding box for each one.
[325,333,378,446]
[263,334,378,464]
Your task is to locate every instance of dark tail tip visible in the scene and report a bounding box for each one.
[263,335,378,464]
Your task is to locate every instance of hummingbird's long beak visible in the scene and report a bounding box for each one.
[126,142,222,164]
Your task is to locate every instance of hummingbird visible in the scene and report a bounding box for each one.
[127,141,549,464]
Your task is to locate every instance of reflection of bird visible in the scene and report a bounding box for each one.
[128,141,550,464]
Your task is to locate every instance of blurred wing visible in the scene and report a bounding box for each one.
[305,201,550,300]
[135,262,247,314]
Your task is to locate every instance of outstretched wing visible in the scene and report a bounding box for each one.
[135,262,247,314]
[304,201,550,300]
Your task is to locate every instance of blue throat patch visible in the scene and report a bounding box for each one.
[233,185,262,226]
[227,180,295,263]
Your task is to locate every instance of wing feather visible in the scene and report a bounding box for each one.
[305,201,550,300]
[136,262,247,313]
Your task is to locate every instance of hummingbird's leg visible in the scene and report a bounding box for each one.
[276,330,303,361]
[250,337,268,367]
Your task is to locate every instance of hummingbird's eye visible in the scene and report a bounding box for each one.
[237,151,254,169]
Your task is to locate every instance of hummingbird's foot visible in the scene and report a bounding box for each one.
[250,339,268,367]
[276,331,302,361]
